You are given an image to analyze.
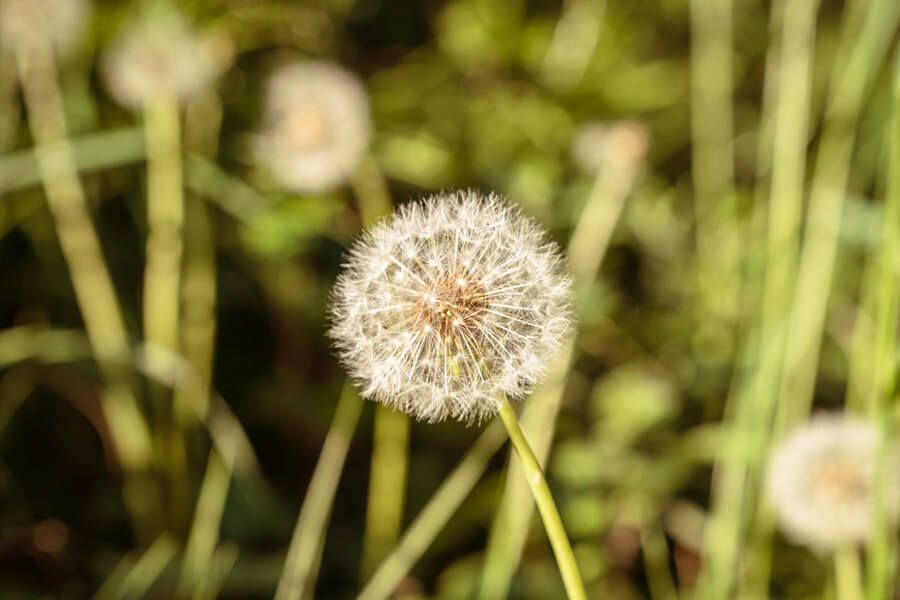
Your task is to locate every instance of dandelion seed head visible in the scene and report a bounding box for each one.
[572,120,649,176]
[255,61,371,193]
[0,0,89,54]
[102,12,230,109]
[766,414,900,550]
[328,190,574,423]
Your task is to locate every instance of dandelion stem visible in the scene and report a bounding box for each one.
[836,546,864,600]
[143,95,184,374]
[495,397,587,600]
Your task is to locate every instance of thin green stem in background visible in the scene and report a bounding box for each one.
[94,534,177,600]
[13,38,157,539]
[177,450,233,597]
[143,96,184,362]
[360,405,410,579]
[143,94,191,533]
[176,92,229,595]
[0,127,269,223]
[836,546,865,600]
[641,524,679,600]
[495,397,586,600]
[358,420,507,600]
[689,0,739,321]
[274,383,364,600]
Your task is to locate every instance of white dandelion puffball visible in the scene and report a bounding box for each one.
[256,61,371,193]
[0,0,89,54]
[328,191,574,423]
[572,120,649,176]
[102,12,229,109]
[766,414,900,550]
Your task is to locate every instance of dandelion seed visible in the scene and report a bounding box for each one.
[328,190,574,423]
[255,61,371,193]
[0,0,89,54]
[766,414,900,550]
[102,11,230,109]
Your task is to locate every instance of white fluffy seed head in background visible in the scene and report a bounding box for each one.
[766,414,900,550]
[255,61,371,193]
[102,11,230,109]
[0,0,90,55]
[328,190,574,424]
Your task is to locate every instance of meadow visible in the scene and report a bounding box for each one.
[0,0,899,598]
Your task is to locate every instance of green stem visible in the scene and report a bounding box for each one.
[143,96,184,357]
[690,0,739,320]
[275,383,364,600]
[496,398,587,600]
[836,546,864,600]
[361,405,410,578]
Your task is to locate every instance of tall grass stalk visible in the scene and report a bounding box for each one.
[478,127,640,599]
[176,95,227,595]
[143,93,192,531]
[143,97,184,360]
[689,0,739,320]
[13,38,156,538]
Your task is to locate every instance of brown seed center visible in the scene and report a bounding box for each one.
[414,274,486,338]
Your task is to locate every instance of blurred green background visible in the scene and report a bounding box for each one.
[2,0,900,598]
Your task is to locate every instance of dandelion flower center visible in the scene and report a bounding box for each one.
[328,191,573,423]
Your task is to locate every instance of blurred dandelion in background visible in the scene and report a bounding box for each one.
[766,414,900,550]
[571,120,649,178]
[101,10,231,109]
[255,61,371,193]
[328,190,573,423]
[0,0,89,54]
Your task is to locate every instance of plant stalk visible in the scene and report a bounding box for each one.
[495,397,587,600]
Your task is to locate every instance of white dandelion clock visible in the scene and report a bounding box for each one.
[256,61,372,193]
[0,0,89,54]
[571,120,649,176]
[102,11,230,109]
[328,190,574,423]
[766,414,900,550]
